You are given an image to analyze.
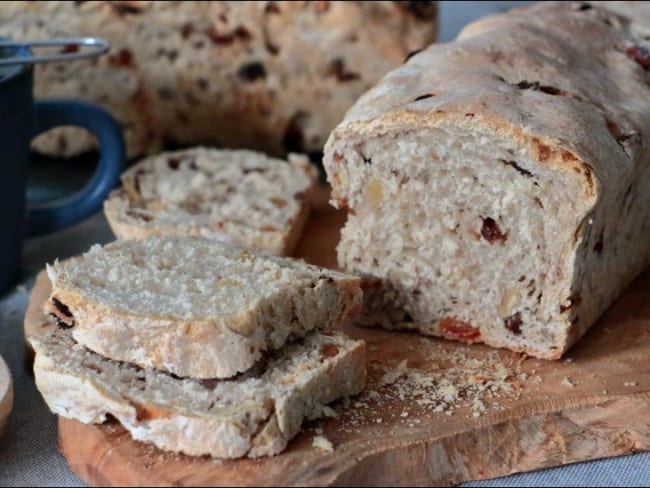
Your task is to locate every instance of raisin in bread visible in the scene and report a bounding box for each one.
[0,1,438,159]
[103,148,317,256]
[0,354,12,439]
[44,236,362,379]
[33,327,366,458]
[323,1,650,359]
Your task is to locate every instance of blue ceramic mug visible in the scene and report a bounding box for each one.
[0,40,125,294]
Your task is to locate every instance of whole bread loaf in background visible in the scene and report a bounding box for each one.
[0,1,438,159]
[323,1,650,359]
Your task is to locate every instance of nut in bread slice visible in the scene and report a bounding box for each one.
[103,147,318,256]
[33,328,366,459]
[44,235,362,379]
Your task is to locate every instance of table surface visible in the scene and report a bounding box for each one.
[3,2,650,486]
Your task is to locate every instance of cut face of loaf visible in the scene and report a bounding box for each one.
[45,236,362,378]
[103,148,318,256]
[324,2,650,359]
[33,328,366,459]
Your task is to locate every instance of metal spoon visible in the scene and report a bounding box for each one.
[0,37,110,66]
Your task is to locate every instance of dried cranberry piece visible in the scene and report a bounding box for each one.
[440,317,480,341]
[60,44,79,54]
[313,1,330,13]
[206,26,251,45]
[504,312,523,335]
[265,2,281,14]
[320,344,340,359]
[626,45,650,70]
[108,48,135,69]
[480,217,507,244]
[181,22,194,39]
[110,2,142,16]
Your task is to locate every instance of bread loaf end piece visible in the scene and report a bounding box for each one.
[33,329,366,458]
[324,2,650,359]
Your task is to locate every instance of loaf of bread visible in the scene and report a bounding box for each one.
[0,1,438,159]
[45,236,362,378]
[323,1,650,359]
[103,147,317,255]
[33,327,366,458]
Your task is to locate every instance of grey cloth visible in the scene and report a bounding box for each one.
[2,1,650,486]
[0,212,113,487]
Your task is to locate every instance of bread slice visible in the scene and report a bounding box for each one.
[44,236,362,379]
[103,148,318,256]
[33,328,366,459]
[0,353,12,439]
[323,2,650,359]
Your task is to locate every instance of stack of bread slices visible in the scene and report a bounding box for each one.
[31,149,367,459]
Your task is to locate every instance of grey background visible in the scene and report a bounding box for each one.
[3,1,650,486]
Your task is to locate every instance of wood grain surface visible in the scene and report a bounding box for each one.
[25,185,650,486]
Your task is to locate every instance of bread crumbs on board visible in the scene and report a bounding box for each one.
[312,435,334,452]
[328,341,537,432]
[561,377,578,387]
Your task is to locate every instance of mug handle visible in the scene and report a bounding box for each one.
[26,99,125,236]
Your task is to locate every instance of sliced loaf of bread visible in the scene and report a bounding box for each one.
[103,148,318,256]
[33,328,366,458]
[323,2,650,359]
[44,236,362,379]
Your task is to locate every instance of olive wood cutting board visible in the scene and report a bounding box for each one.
[24,185,650,486]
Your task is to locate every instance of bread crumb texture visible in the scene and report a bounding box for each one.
[312,435,334,452]
[561,376,578,388]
